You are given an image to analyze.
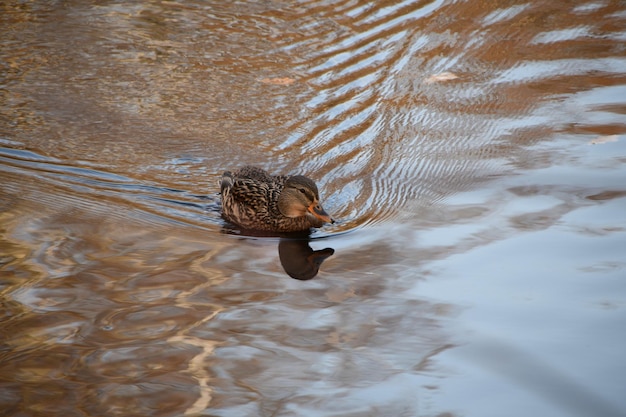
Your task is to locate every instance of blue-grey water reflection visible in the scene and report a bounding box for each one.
[1,1,625,416]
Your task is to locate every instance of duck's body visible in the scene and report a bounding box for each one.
[220,166,334,233]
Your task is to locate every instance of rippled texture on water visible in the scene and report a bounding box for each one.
[1,1,625,416]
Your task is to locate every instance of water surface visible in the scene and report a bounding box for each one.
[1,1,625,416]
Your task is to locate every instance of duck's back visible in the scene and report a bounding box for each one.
[235,166,283,184]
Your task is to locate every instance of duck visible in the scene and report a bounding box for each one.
[219,166,334,232]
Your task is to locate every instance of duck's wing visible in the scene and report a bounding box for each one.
[229,177,272,213]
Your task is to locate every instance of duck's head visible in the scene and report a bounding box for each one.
[278,175,334,225]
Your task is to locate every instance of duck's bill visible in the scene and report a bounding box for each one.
[308,203,335,224]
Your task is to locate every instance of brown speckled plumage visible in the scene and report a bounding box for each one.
[220,166,333,232]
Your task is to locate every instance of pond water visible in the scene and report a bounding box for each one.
[1,1,625,416]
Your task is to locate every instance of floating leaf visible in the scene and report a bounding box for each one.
[425,72,459,84]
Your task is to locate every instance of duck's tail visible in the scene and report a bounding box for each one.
[220,171,233,194]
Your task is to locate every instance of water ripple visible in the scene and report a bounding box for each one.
[2,0,624,234]
[0,147,221,229]
[245,0,626,231]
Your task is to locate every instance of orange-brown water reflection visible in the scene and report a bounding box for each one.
[2,0,625,416]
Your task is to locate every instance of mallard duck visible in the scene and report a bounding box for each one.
[220,166,334,232]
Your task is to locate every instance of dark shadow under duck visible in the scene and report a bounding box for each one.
[220,166,334,233]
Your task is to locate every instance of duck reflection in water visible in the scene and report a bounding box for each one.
[278,234,334,280]
[219,227,336,280]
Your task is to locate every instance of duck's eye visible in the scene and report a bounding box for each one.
[299,188,306,194]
